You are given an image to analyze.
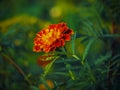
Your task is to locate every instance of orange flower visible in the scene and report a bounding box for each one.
[39,80,54,90]
[33,22,74,53]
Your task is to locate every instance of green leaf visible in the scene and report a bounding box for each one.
[82,38,95,64]
[42,56,59,77]
[80,36,90,43]
[72,54,80,60]
[110,54,120,67]
[30,86,39,90]
[62,59,76,80]
[0,45,2,51]
[82,20,99,37]
[111,54,120,61]
[102,34,120,38]
[85,62,96,82]
[51,72,69,76]
[71,32,76,55]
[95,51,112,65]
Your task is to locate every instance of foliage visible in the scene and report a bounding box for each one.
[0,0,120,90]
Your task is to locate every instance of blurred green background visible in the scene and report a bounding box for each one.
[0,0,120,90]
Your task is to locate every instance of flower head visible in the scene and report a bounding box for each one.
[33,22,74,53]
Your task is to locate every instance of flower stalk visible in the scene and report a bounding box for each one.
[0,52,32,85]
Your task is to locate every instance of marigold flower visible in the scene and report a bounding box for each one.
[33,22,74,53]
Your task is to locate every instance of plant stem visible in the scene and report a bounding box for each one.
[72,54,80,60]
[0,52,32,85]
[42,56,59,78]
[62,47,76,80]
[66,64,75,80]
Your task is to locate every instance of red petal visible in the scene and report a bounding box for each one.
[50,47,56,52]
[33,22,74,53]
[33,45,41,52]
[54,40,61,47]
[49,24,56,29]
[61,39,65,46]
[63,34,71,41]
[64,29,74,34]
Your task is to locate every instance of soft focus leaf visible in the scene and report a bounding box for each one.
[82,38,95,64]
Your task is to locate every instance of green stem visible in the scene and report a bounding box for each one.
[86,62,96,82]
[42,56,59,78]
[72,54,81,60]
[66,64,75,80]
[61,47,76,80]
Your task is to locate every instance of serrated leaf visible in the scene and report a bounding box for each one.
[95,51,112,65]
[110,54,120,67]
[82,20,99,37]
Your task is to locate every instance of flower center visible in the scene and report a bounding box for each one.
[41,28,61,45]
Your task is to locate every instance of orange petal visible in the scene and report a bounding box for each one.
[39,80,54,90]
[37,59,52,67]
[34,37,41,45]
[49,46,56,52]
[37,54,54,67]
[43,46,51,53]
